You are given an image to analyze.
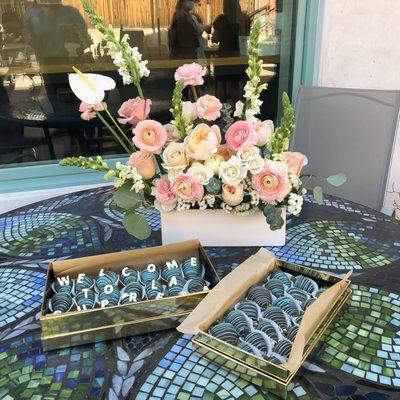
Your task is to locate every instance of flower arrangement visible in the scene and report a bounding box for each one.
[61,0,345,240]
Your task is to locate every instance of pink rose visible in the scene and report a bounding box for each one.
[225,121,258,151]
[154,175,177,212]
[174,63,207,87]
[254,120,274,146]
[117,97,152,125]
[126,151,157,180]
[282,152,308,176]
[79,102,104,120]
[182,101,198,122]
[172,173,204,202]
[184,124,221,160]
[252,160,291,202]
[196,95,222,121]
[133,120,167,154]
[222,183,244,206]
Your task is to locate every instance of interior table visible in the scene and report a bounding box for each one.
[0,187,399,400]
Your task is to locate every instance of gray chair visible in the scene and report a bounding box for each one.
[291,86,400,211]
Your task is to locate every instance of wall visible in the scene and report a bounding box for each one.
[315,0,400,215]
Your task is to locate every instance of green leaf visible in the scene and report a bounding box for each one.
[269,214,284,231]
[123,212,151,240]
[112,183,141,210]
[313,186,324,205]
[326,173,347,187]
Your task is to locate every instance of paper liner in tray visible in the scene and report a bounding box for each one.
[177,248,351,374]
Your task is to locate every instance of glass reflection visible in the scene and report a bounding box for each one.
[0,0,287,165]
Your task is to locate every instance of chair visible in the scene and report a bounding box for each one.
[291,86,400,211]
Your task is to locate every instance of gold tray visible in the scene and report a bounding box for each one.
[40,240,220,351]
[192,260,351,398]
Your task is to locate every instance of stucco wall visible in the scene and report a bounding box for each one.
[315,0,400,215]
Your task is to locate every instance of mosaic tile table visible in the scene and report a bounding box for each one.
[1,187,400,400]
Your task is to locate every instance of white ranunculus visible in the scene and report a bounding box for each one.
[162,142,187,169]
[187,162,214,185]
[68,73,116,104]
[218,155,247,186]
[246,155,265,175]
[237,146,260,163]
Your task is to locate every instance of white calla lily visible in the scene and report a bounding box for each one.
[68,72,116,104]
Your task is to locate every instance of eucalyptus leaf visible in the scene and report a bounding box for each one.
[269,214,284,231]
[313,186,324,205]
[113,183,141,210]
[326,173,347,187]
[123,212,151,240]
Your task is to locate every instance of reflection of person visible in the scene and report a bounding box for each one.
[212,0,250,104]
[25,0,92,106]
[169,0,201,59]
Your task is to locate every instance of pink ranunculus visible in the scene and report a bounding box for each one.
[182,101,198,122]
[126,151,157,180]
[79,102,104,120]
[172,173,204,202]
[184,124,221,161]
[225,121,258,151]
[133,120,168,154]
[117,97,152,125]
[174,63,207,87]
[252,159,291,202]
[154,175,177,212]
[196,95,222,121]
[254,120,274,146]
[282,152,309,176]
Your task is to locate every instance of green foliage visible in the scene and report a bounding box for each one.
[268,92,295,155]
[326,173,347,187]
[206,177,222,195]
[123,211,151,240]
[313,186,324,205]
[112,183,142,210]
[263,205,284,231]
[170,79,187,138]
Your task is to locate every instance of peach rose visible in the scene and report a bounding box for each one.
[182,101,198,122]
[282,152,309,176]
[126,151,157,180]
[184,124,221,161]
[79,102,104,120]
[222,183,244,206]
[252,159,291,202]
[117,97,152,125]
[254,120,274,146]
[225,121,258,151]
[216,144,235,161]
[172,173,204,202]
[196,95,222,121]
[174,63,207,87]
[154,175,177,212]
[133,120,167,154]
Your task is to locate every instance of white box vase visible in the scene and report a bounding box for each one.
[160,209,286,247]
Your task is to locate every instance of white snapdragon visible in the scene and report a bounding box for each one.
[113,162,145,191]
[234,100,245,118]
[288,193,304,216]
[218,156,247,186]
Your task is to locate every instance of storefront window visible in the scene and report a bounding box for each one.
[0,0,295,166]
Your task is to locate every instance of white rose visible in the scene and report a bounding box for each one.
[187,162,213,185]
[218,155,247,186]
[164,123,181,143]
[182,101,198,122]
[237,146,260,163]
[254,120,274,146]
[162,142,188,181]
[246,155,265,175]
